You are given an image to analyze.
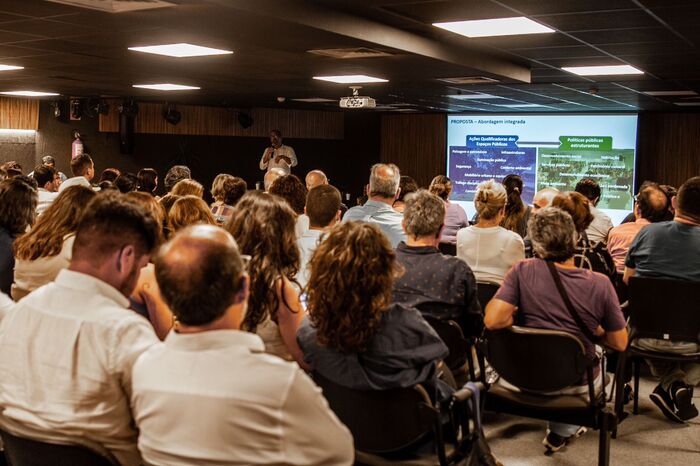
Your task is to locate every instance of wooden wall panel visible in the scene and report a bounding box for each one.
[0,97,39,130]
[99,100,344,139]
[380,114,446,187]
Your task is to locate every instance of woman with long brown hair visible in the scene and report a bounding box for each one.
[225,191,308,368]
[500,174,531,238]
[13,185,95,299]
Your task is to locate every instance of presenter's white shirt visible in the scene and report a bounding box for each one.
[259,144,297,174]
[456,225,525,284]
[131,330,354,466]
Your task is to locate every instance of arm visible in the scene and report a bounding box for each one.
[288,147,297,167]
[602,328,629,352]
[260,148,272,170]
[276,278,311,370]
[622,266,635,285]
[132,264,174,340]
[484,298,517,330]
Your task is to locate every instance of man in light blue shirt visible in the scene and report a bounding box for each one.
[343,163,406,247]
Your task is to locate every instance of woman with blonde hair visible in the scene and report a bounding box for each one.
[168,195,216,232]
[429,175,468,244]
[456,179,524,284]
[171,179,204,198]
[13,185,96,299]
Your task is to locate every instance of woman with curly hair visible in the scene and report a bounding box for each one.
[13,186,96,300]
[225,191,308,368]
[297,221,448,395]
[268,174,309,237]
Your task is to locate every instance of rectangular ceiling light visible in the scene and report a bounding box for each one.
[313,75,388,83]
[644,90,697,96]
[445,93,501,100]
[128,43,233,58]
[562,65,643,76]
[495,103,546,108]
[133,83,200,91]
[674,102,700,106]
[1,91,59,96]
[433,17,554,38]
[0,65,23,71]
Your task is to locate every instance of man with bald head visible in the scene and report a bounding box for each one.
[532,187,559,211]
[305,169,328,191]
[263,166,286,191]
[131,225,353,466]
[343,163,406,247]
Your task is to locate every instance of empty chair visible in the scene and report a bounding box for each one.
[0,429,118,466]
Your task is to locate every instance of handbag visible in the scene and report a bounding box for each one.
[464,382,502,466]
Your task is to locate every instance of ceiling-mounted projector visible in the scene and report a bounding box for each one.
[340,86,376,109]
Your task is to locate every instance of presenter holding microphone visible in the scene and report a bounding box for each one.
[260,129,297,175]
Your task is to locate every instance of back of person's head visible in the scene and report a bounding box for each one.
[164,165,191,192]
[403,189,445,238]
[115,172,138,193]
[264,167,286,191]
[428,175,452,201]
[15,186,96,261]
[551,191,594,233]
[502,174,525,219]
[396,175,418,203]
[171,178,204,198]
[99,168,120,183]
[474,179,506,220]
[211,173,234,203]
[0,178,37,235]
[574,178,601,203]
[33,165,56,189]
[306,185,341,228]
[15,175,37,190]
[307,221,395,353]
[155,225,246,327]
[636,186,669,223]
[72,192,160,264]
[224,191,299,332]
[660,184,678,220]
[70,153,94,178]
[268,174,307,215]
[168,195,216,232]
[1,161,22,174]
[41,155,56,167]
[533,187,559,210]
[528,207,577,262]
[98,180,118,192]
[305,170,328,190]
[126,191,166,244]
[159,193,182,217]
[676,176,700,223]
[369,163,401,199]
[212,174,247,206]
[136,168,158,194]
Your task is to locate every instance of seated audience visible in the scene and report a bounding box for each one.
[99,180,118,192]
[485,207,627,453]
[624,176,700,422]
[225,191,308,367]
[1,161,22,177]
[269,174,310,237]
[344,163,406,247]
[12,186,96,300]
[456,180,524,284]
[305,169,348,218]
[297,185,341,290]
[33,164,60,216]
[429,175,468,244]
[163,165,191,193]
[659,184,677,220]
[136,168,159,197]
[0,193,160,465]
[298,221,448,398]
[575,178,613,243]
[33,155,67,183]
[501,174,531,238]
[393,190,481,335]
[264,167,286,191]
[60,153,94,191]
[0,178,37,296]
[168,195,216,232]
[115,172,139,193]
[392,175,418,213]
[131,225,353,465]
[99,167,121,184]
[171,178,204,198]
[532,187,559,211]
[607,184,668,272]
[210,174,247,224]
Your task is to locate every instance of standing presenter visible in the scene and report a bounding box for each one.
[259,129,297,175]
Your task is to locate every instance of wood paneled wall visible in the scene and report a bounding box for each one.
[0,97,39,130]
[380,114,446,187]
[98,100,344,139]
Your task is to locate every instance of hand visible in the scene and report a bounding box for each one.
[263,148,273,163]
[276,154,292,165]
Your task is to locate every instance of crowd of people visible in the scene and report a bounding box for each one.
[0,152,698,464]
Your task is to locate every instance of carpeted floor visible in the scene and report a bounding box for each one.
[484,377,700,465]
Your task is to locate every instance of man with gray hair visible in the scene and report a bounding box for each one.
[393,189,481,335]
[532,187,559,211]
[343,163,406,247]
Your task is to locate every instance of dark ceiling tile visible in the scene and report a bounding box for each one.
[509,45,605,60]
[535,10,658,32]
[0,29,44,43]
[571,27,680,44]
[499,0,637,15]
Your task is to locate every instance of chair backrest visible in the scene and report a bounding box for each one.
[313,373,438,453]
[438,242,456,256]
[485,326,590,392]
[476,282,500,308]
[628,276,700,342]
[424,316,469,370]
[0,429,118,466]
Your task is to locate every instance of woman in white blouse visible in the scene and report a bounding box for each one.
[456,179,525,284]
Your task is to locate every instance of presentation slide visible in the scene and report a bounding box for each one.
[446,114,638,225]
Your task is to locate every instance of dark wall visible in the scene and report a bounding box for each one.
[35,103,380,199]
[0,131,36,173]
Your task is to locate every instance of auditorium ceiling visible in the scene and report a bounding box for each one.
[0,0,698,112]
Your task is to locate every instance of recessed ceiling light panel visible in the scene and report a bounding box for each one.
[562,65,643,76]
[132,83,200,91]
[644,90,697,96]
[313,75,388,83]
[495,103,547,108]
[1,91,59,97]
[433,17,554,38]
[445,93,501,100]
[128,43,233,58]
[0,65,23,71]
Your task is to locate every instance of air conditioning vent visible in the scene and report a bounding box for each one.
[47,0,176,13]
[307,47,393,59]
[437,76,500,85]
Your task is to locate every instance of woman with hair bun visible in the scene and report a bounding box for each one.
[456,179,524,284]
[500,174,531,238]
[429,175,468,244]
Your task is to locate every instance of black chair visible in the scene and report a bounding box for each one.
[0,429,119,466]
[483,327,615,466]
[613,277,700,419]
[424,317,479,383]
[438,242,456,256]
[313,373,478,466]
[476,282,499,309]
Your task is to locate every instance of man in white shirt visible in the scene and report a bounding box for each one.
[297,185,341,289]
[343,163,406,247]
[259,129,297,175]
[0,193,161,465]
[132,225,353,466]
[60,153,95,192]
[575,178,613,243]
[32,164,60,216]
